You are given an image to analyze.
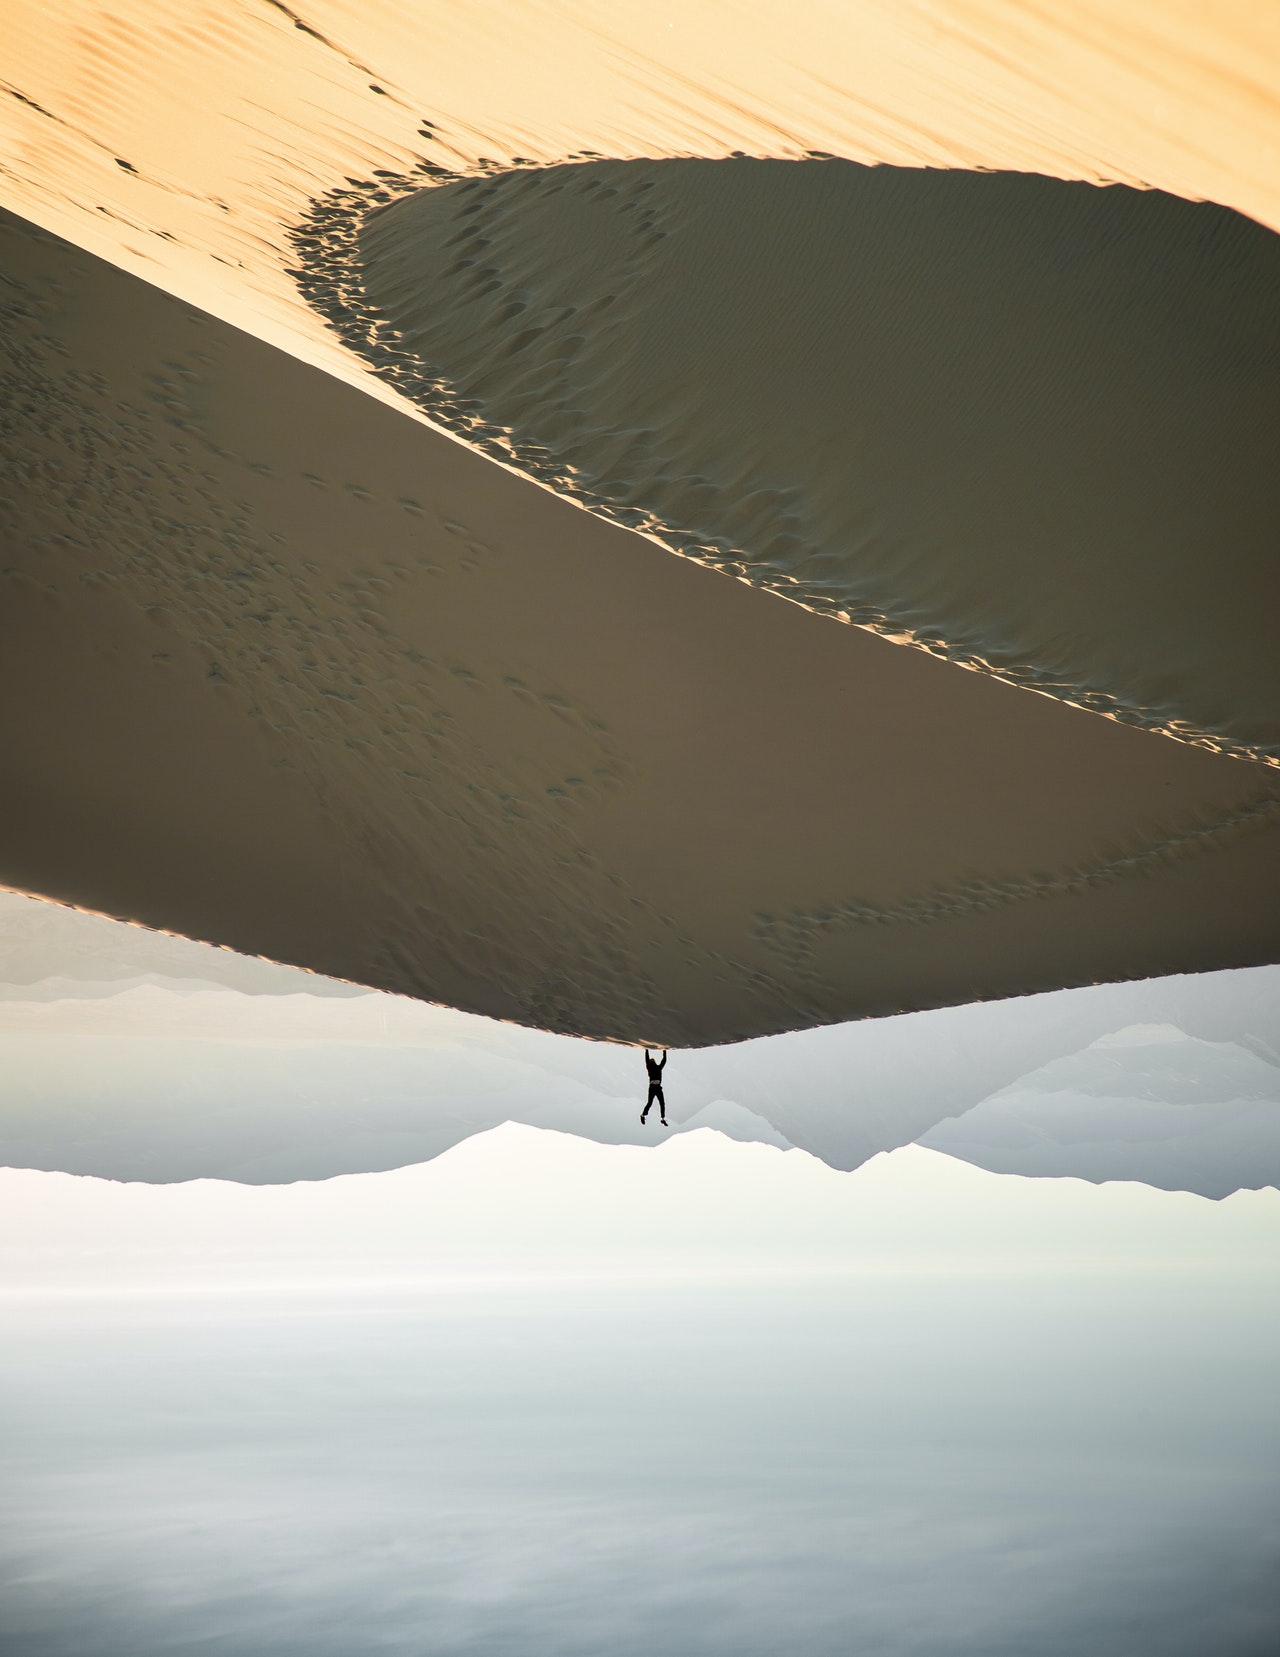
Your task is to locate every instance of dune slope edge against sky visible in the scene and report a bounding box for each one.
[4,208,1280,1043]
[2,0,1280,391]
[8,3,1277,766]
[2,887,1277,1199]
[1,960,1277,1194]
[2,4,1279,1039]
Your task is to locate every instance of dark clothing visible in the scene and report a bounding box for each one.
[641,1082,667,1126]
[642,1048,668,1125]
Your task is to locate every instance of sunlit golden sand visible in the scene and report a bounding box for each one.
[1,3,1277,1042]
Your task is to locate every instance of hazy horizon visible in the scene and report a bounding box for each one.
[3,1127,1278,1657]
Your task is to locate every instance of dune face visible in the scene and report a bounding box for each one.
[4,8,1280,1043]
[5,0,1280,370]
[4,206,1280,1044]
[318,158,1280,765]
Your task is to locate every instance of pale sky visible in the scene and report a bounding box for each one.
[3,1129,1279,1657]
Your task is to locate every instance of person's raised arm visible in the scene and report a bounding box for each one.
[658,1049,667,1072]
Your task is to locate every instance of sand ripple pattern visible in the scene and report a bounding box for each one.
[293,158,1280,768]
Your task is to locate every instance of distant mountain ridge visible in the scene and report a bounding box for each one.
[2,891,1276,1196]
[921,1026,1280,1198]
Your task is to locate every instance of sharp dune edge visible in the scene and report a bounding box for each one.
[4,1,1280,370]
[341,158,1280,762]
[1,893,1278,1199]
[2,4,1279,1043]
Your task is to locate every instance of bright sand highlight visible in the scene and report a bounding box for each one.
[1,5,1278,1042]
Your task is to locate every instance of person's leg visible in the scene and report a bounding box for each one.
[657,1084,667,1126]
[641,1083,657,1123]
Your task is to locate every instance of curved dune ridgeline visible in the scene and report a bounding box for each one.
[3,209,1279,1045]
[316,159,1280,766]
[2,3,1280,1042]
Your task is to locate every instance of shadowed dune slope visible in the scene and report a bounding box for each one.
[3,207,1279,1044]
[330,159,1280,764]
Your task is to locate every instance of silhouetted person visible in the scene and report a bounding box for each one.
[641,1047,668,1126]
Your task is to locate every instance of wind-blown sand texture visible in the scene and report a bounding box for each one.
[342,158,1280,762]
[2,3,1279,1043]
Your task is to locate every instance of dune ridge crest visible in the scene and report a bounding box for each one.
[291,158,1280,768]
[4,204,1280,1044]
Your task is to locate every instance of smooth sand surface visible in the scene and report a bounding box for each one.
[3,0,1279,398]
[4,208,1279,1044]
[2,7,1279,1041]
[346,158,1280,764]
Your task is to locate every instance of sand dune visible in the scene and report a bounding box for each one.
[1,7,1278,1040]
[3,0,1279,392]
[4,208,1279,1043]
[344,158,1280,763]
